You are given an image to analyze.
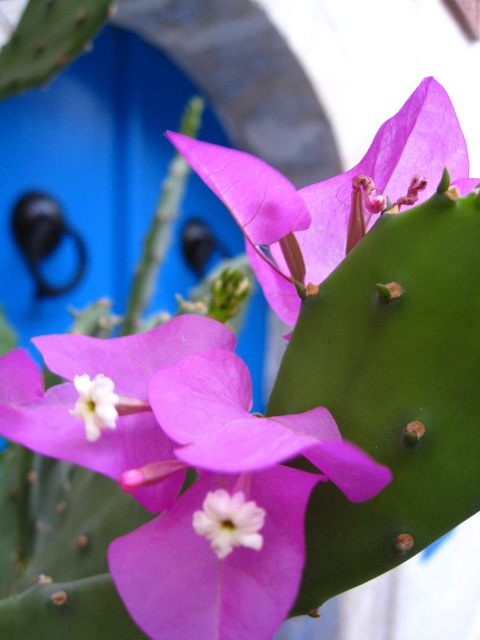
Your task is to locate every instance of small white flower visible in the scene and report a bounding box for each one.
[70,374,119,442]
[193,489,266,559]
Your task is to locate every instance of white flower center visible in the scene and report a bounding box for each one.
[193,489,266,559]
[70,374,119,442]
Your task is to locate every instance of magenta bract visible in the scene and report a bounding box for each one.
[0,315,236,512]
[148,348,392,502]
[109,467,320,640]
[168,77,478,326]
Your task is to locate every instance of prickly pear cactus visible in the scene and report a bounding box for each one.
[0,0,114,100]
[0,446,151,637]
[267,186,480,614]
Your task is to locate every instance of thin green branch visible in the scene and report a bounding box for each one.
[121,96,205,336]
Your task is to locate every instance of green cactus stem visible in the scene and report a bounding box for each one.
[121,96,205,336]
[267,188,480,614]
[68,298,120,339]
[0,445,153,600]
[0,307,16,356]
[0,0,114,100]
[13,446,37,567]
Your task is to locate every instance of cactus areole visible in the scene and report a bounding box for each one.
[267,187,480,614]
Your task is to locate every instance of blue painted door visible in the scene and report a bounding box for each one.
[0,25,266,408]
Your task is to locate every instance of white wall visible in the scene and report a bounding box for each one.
[0,0,27,48]
[257,0,480,177]
[256,4,480,638]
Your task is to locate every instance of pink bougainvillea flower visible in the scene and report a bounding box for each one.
[149,348,392,503]
[168,77,478,326]
[166,129,312,247]
[109,466,322,640]
[0,314,236,512]
[0,326,391,640]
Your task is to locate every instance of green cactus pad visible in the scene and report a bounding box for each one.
[267,190,480,613]
[0,574,147,638]
[0,444,153,634]
[0,0,113,100]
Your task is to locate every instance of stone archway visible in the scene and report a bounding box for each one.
[113,0,341,188]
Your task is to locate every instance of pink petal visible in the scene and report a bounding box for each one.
[166,131,311,245]
[149,349,341,472]
[174,406,339,472]
[358,76,471,201]
[303,439,392,502]
[300,77,472,280]
[109,467,320,640]
[32,314,236,398]
[262,77,474,325]
[149,349,253,444]
[0,349,44,404]
[0,379,183,513]
[452,177,479,195]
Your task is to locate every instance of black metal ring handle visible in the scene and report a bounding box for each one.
[182,218,231,276]
[12,191,87,297]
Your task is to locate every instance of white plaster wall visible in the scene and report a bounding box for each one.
[255,3,480,638]
[0,0,28,48]
[257,0,480,177]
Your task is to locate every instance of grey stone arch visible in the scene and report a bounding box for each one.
[113,0,342,188]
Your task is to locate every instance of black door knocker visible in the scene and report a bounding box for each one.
[12,191,87,297]
[181,218,231,277]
